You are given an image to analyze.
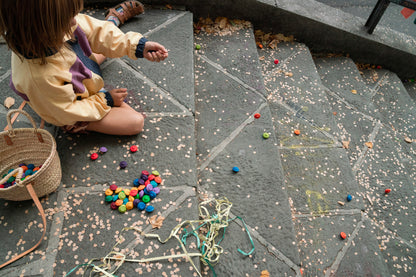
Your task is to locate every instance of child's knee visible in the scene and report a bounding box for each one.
[129,113,144,135]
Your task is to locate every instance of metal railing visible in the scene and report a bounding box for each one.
[365,0,416,34]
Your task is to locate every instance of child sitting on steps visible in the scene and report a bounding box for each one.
[0,0,168,135]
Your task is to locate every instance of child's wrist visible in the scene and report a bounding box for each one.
[135,37,148,58]
[103,91,114,107]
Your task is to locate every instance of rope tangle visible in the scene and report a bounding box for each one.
[66,197,254,277]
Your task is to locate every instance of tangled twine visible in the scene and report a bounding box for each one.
[66,197,254,277]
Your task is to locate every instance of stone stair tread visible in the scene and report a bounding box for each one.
[331,217,391,276]
[404,82,416,101]
[194,24,268,164]
[194,26,300,274]
[259,43,341,147]
[357,125,416,243]
[197,118,300,264]
[271,105,339,147]
[315,57,381,119]
[324,92,378,166]
[268,48,394,276]
[0,7,200,277]
[0,192,59,272]
[56,115,197,187]
[52,189,200,276]
[204,221,295,276]
[259,42,322,83]
[314,56,416,276]
[359,67,390,88]
[122,10,195,113]
[258,42,306,77]
[195,26,266,96]
[101,59,186,114]
[281,147,364,213]
[294,213,372,275]
[1,2,416,276]
[195,56,266,162]
[364,69,416,138]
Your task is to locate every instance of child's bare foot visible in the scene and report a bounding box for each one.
[105,1,144,26]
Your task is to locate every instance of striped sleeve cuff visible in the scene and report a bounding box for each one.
[103,91,114,107]
[135,37,148,58]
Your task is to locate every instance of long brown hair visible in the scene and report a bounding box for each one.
[0,0,84,63]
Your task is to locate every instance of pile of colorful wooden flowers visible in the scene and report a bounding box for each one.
[104,170,162,213]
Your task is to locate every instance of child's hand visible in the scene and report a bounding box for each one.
[109,88,128,107]
[143,41,168,62]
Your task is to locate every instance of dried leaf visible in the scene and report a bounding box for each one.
[196,17,251,36]
[4,97,15,109]
[217,17,228,29]
[263,33,271,42]
[255,30,264,37]
[342,141,350,149]
[148,215,165,229]
[203,17,213,25]
[365,142,373,149]
[404,136,413,143]
[268,39,279,49]
[259,56,265,61]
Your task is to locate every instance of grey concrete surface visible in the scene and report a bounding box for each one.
[1,7,200,277]
[405,82,416,100]
[86,0,416,78]
[315,0,416,38]
[259,43,341,148]
[0,2,415,277]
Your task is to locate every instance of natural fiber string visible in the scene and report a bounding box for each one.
[65,263,116,277]
[65,197,254,277]
[0,167,23,187]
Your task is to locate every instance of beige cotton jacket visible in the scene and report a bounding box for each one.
[10,13,146,126]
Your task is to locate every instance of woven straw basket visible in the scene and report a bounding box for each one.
[0,109,61,201]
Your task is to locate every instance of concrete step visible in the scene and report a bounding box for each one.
[358,68,416,276]
[314,57,383,166]
[194,24,300,275]
[361,66,416,180]
[315,57,382,118]
[260,44,383,275]
[314,0,416,37]
[1,3,415,276]
[361,68,416,139]
[315,56,416,276]
[404,81,416,101]
[0,7,200,277]
[86,0,416,78]
[259,43,340,148]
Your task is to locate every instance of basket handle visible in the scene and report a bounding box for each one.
[4,109,45,144]
[0,183,47,269]
[0,167,24,187]
[6,109,39,135]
